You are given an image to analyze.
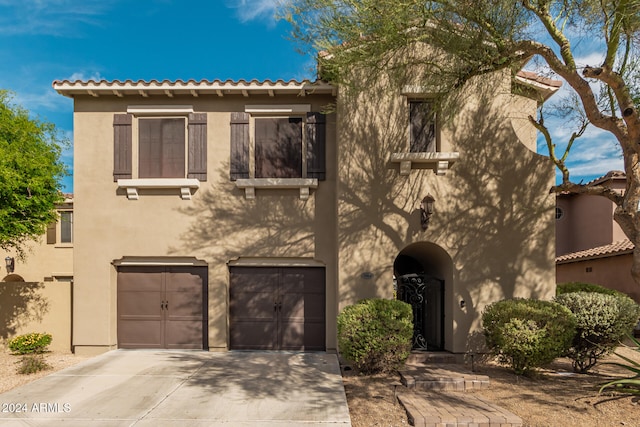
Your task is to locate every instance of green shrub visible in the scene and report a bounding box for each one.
[16,354,51,375]
[337,298,413,374]
[7,333,52,354]
[482,299,576,375]
[556,282,624,297]
[555,292,640,373]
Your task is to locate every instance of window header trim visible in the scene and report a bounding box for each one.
[245,104,311,114]
[126,105,194,115]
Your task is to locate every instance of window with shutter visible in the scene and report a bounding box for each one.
[46,222,56,245]
[60,211,73,244]
[409,101,436,153]
[255,117,303,179]
[46,210,72,245]
[230,110,326,181]
[139,118,186,179]
[230,108,327,200]
[113,109,207,199]
[113,111,207,181]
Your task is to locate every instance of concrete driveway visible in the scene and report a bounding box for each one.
[0,350,352,426]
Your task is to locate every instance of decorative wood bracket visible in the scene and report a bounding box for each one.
[235,178,319,200]
[390,152,460,176]
[117,178,200,200]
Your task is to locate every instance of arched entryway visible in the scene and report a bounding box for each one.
[394,243,452,351]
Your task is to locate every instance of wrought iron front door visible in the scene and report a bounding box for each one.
[397,274,444,351]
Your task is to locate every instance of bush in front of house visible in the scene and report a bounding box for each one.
[482,299,576,375]
[337,298,413,374]
[555,291,640,373]
[556,281,625,297]
[16,354,52,374]
[7,332,52,355]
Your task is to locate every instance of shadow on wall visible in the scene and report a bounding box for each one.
[0,281,50,341]
[335,72,555,344]
[168,71,555,350]
[170,169,316,263]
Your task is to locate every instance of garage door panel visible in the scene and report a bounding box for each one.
[118,268,163,291]
[229,266,325,351]
[303,322,326,351]
[118,320,163,349]
[118,291,163,318]
[230,321,277,350]
[230,291,276,320]
[166,268,205,292]
[166,319,205,349]
[280,320,304,350]
[230,267,278,293]
[118,266,206,350]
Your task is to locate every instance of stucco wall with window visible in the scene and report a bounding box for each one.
[336,67,556,354]
[71,92,337,355]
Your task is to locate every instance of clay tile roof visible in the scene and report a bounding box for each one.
[515,70,563,88]
[52,79,336,98]
[556,239,634,264]
[586,170,626,186]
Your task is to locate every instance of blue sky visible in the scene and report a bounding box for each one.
[0,0,624,193]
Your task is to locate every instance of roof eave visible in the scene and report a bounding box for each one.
[52,80,337,98]
[514,74,561,102]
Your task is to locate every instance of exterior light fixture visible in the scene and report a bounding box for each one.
[420,194,435,230]
[5,256,14,273]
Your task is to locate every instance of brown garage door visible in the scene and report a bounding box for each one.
[229,267,325,351]
[117,266,207,349]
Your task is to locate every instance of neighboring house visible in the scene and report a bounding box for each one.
[3,195,74,283]
[0,197,73,351]
[53,64,559,356]
[556,171,639,303]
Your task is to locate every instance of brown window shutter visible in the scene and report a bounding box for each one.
[306,112,326,181]
[46,222,56,244]
[113,114,133,181]
[188,113,207,181]
[230,112,250,180]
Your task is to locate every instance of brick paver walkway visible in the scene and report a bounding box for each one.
[397,391,522,427]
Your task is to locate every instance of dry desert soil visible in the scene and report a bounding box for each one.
[1,347,639,426]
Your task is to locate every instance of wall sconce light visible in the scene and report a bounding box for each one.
[420,194,435,230]
[5,256,14,273]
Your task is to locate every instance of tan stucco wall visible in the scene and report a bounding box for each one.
[556,194,618,255]
[336,69,556,354]
[556,179,628,256]
[3,208,73,283]
[0,281,72,352]
[557,254,639,303]
[72,94,337,354]
[70,64,556,356]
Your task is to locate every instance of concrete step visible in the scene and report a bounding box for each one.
[399,364,490,392]
[406,351,459,365]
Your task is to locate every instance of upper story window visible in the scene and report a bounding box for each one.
[409,100,436,152]
[255,117,303,178]
[230,106,326,181]
[113,107,207,182]
[138,118,186,178]
[47,210,73,245]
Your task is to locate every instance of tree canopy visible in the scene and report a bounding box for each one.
[0,90,68,255]
[283,0,640,282]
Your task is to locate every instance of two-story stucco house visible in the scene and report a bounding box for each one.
[53,64,559,356]
[556,171,639,303]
